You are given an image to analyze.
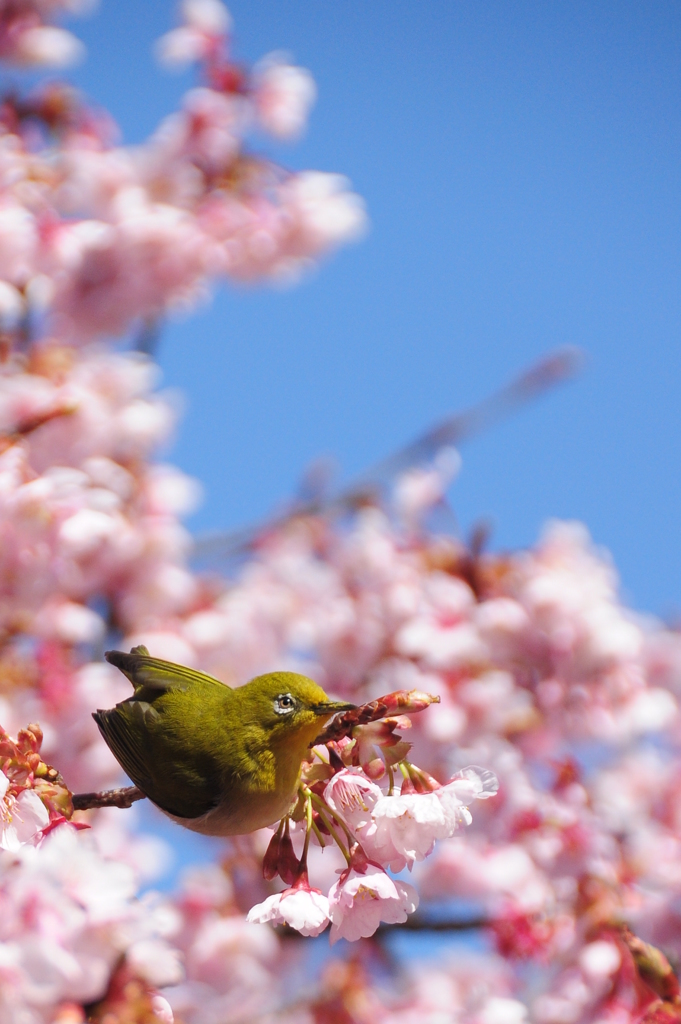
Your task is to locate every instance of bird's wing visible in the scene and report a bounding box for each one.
[93,704,155,792]
[93,692,227,821]
[105,646,230,696]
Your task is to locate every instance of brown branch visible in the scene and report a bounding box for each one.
[279,915,490,938]
[378,915,489,933]
[72,786,145,811]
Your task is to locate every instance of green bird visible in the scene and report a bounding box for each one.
[94,646,355,836]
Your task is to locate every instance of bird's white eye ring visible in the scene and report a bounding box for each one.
[274,693,295,715]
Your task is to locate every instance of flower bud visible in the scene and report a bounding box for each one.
[262,830,280,881]
[277,829,299,885]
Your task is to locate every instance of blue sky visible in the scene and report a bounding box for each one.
[57,1,681,617]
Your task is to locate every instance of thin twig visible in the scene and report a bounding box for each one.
[278,915,490,938]
[192,347,583,566]
[72,786,145,810]
[377,915,489,933]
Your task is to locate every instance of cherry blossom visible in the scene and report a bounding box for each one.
[0,2,680,1023]
[0,1,90,68]
[371,790,451,867]
[247,882,330,937]
[0,770,49,850]
[0,822,180,1021]
[156,0,231,69]
[253,55,317,140]
[0,3,365,348]
[328,863,419,943]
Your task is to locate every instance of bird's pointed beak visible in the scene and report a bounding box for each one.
[311,700,356,716]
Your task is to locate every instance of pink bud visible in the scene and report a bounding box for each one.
[349,843,370,873]
[278,830,299,885]
[262,830,280,881]
[380,690,441,714]
[17,725,42,755]
[412,769,441,793]
[314,691,439,745]
[327,743,345,771]
[312,809,331,835]
[151,993,175,1023]
[363,756,387,780]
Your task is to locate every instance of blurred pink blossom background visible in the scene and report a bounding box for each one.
[0,3,680,1023]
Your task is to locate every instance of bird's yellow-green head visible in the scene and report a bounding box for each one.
[236,670,354,750]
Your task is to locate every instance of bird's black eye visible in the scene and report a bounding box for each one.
[274,693,296,715]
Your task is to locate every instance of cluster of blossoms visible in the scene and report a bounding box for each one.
[0,820,180,1024]
[0,0,91,68]
[0,3,679,1024]
[248,692,498,941]
[0,720,73,849]
[0,0,365,345]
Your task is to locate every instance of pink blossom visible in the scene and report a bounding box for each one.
[278,170,367,262]
[1,3,681,1022]
[163,905,279,1023]
[368,768,496,870]
[328,863,418,942]
[152,87,246,172]
[0,199,38,287]
[323,768,383,832]
[254,56,316,140]
[393,449,461,527]
[126,938,184,988]
[151,994,175,1024]
[351,717,412,779]
[14,25,84,67]
[156,26,213,69]
[370,791,449,867]
[183,0,231,35]
[51,201,211,340]
[475,996,529,1024]
[0,824,180,1016]
[440,765,500,808]
[0,3,89,68]
[155,0,231,67]
[323,767,406,869]
[0,281,24,327]
[247,885,330,937]
[0,773,49,851]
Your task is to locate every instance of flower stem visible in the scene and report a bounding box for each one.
[310,744,330,765]
[300,789,313,869]
[310,789,355,846]
[311,820,327,848]
[308,791,352,865]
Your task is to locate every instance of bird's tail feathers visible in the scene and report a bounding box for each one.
[105,647,230,694]
[104,646,150,685]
